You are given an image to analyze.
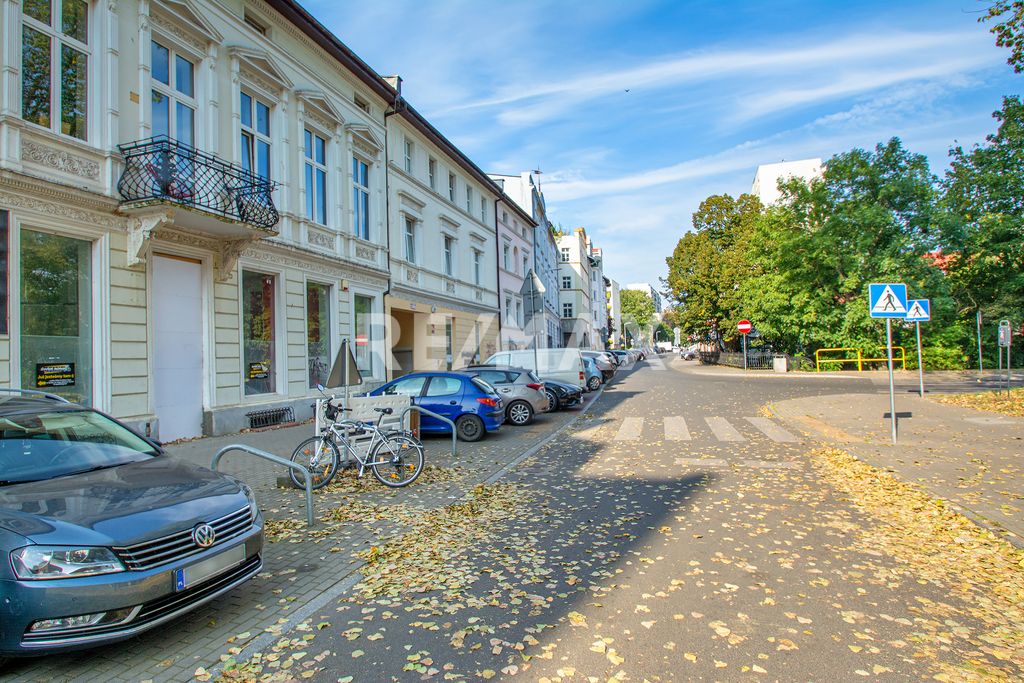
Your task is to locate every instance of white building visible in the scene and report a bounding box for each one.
[624,283,664,315]
[607,278,622,348]
[494,197,537,351]
[556,228,595,349]
[751,158,822,206]
[588,244,606,348]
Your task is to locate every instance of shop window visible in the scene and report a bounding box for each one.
[306,282,331,388]
[242,270,276,395]
[20,229,92,405]
[354,294,374,376]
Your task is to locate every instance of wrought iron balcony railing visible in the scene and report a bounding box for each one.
[117,136,279,230]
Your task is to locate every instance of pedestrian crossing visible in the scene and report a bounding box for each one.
[604,415,800,444]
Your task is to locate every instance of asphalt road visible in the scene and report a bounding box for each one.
[273,360,1018,682]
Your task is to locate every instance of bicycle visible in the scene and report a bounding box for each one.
[289,385,425,489]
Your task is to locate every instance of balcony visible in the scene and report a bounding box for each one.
[117,136,279,230]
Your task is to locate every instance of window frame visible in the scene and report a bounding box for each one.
[352,154,371,240]
[472,249,482,286]
[303,127,329,226]
[562,275,571,289]
[150,38,197,146]
[240,90,272,180]
[448,172,456,203]
[443,234,454,277]
[563,302,573,318]
[428,157,437,191]
[403,136,413,174]
[20,0,92,141]
[403,215,417,263]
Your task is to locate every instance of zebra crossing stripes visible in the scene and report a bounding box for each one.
[704,416,746,442]
[744,417,799,443]
[663,416,692,441]
[614,417,645,441]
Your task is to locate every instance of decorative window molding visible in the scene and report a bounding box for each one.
[151,0,223,47]
[228,45,292,95]
[296,89,345,130]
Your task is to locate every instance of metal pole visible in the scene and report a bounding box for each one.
[532,288,541,375]
[886,319,897,445]
[742,333,747,371]
[977,310,984,377]
[916,322,924,398]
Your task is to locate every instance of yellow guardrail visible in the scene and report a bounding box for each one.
[815,346,905,372]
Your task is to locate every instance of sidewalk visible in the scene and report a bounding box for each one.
[3,380,612,683]
[771,391,1024,546]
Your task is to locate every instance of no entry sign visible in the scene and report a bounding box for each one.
[737,320,752,335]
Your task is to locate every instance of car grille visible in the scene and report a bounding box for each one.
[112,505,253,571]
[21,554,262,645]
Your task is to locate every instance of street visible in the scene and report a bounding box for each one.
[4,358,1023,682]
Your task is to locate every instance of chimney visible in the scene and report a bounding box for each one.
[383,75,402,96]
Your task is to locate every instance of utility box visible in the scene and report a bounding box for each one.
[773,355,789,373]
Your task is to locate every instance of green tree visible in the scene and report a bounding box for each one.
[620,289,656,341]
[982,1,1024,73]
[942,96,1024,328]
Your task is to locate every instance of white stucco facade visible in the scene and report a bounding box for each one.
[751,158,822,206]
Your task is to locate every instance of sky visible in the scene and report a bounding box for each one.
[306,0,1020,292]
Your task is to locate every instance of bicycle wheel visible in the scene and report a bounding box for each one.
[289,435,340,490]
[369,434,424,488]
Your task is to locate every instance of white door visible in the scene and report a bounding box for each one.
[153,255,204,441]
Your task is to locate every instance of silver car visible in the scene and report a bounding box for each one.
[465,365,550,425]
[581,351,615,382]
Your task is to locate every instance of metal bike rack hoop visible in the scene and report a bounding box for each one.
[212,444,315,527]
[399,406,458,457]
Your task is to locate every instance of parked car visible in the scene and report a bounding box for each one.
[608,350,632,365]
[581,351,615,382]
[581,357,604,391]
[0,389,264,662]
[680,344,699,360]
[463,365,549,426]
[367,371,503,442]
[485,349,586,389]
[538,378,584,411]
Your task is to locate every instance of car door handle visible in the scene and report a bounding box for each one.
[449,400,458,405]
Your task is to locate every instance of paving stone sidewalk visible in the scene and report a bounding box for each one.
[771,391,1024,546]
[1,378,615,683]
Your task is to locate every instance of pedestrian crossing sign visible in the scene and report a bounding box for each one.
[868,283,908,318]
[905,299,930,322]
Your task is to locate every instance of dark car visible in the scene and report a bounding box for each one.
[0,390,263,663]
[539,378,584,411]
[367,371,503,442]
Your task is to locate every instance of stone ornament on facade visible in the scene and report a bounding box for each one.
[355,245,375,261]
[240,246,388,287]
[21,140,101,179]
[127,208,175,268]
[0,189,122,230]
[306,230,335,250]
[405,267,419,283]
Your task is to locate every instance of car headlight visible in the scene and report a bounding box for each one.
[241,483,260,519]
[11,546,125,580]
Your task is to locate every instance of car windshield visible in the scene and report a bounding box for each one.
[0,409,158,485]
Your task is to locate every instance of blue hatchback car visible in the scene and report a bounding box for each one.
[367,371,503,442]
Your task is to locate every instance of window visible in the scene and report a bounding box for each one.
[306,282,331,388]
[240,91,271,179]
[151,40,195,146]
[480,197,487,222]
[560,247,570,262]
[522,255,529,275]
[243,11,269,36]
[425,376,462,397]
[404,216,416,263]
[515,301,522,327]
[448,172,456,202]
[242,271,276,395]
[0,211,7,335]
[304,129,327,225]
[354,294,374,376]
[353,94,370,114]
[502,210,508,223]
[352,156,370,240]
[502,243,510,271]
[473,250,482,286]
[428,157,437,190]
[465,185,473,213]
[444,318,453,370]
[512,247,519,274]
[505,296,513,325]
[443,235,454,276]
[20,229,92,405]
[403,137,413,174]
[562,276,571,289]
[382,375,426,396]
[21,0,89,140]
[563,303,573,318]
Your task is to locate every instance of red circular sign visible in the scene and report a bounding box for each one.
[737,320,752,334]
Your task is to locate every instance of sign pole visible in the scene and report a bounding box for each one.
[916,321,924,398]
[977,310,984,378]
[742,333,747,371]
[886,318,897,445]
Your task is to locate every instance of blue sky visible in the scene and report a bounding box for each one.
[306,0,1020,291]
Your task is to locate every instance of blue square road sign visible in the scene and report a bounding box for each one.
[868,283,908,319]
[905,299,930,322]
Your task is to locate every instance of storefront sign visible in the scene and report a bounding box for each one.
[36,363,76,387]
[248,361,270,380]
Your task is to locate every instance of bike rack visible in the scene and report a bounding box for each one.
[399,405,458,457]
[211,444,315,527]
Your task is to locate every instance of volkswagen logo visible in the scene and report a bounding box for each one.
[192,523,216,548]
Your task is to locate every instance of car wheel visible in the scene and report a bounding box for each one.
[455,414,486,442]
[587,376,601,391]
[506,400,534,426]
[544,388,559,411]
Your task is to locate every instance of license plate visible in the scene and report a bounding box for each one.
[174,544,246,591]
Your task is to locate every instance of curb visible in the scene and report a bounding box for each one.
[221,371,617,674]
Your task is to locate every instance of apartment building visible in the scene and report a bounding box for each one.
[494,196,537,351]
[607,278,622,348]
[490,171,561,349]
[0,0,434,438]
[588,244,607,348]
[384,88,501,375]
[556,228,595,348]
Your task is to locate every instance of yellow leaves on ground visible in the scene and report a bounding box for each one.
[931,387,1024,417]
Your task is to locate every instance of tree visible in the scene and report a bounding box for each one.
[620,289,656,342]
[942,96,1024,327]
[982,1,1024,73]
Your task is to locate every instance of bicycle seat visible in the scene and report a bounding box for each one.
[373,407,394,415]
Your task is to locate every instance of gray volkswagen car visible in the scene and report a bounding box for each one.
[0,390,263,663]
